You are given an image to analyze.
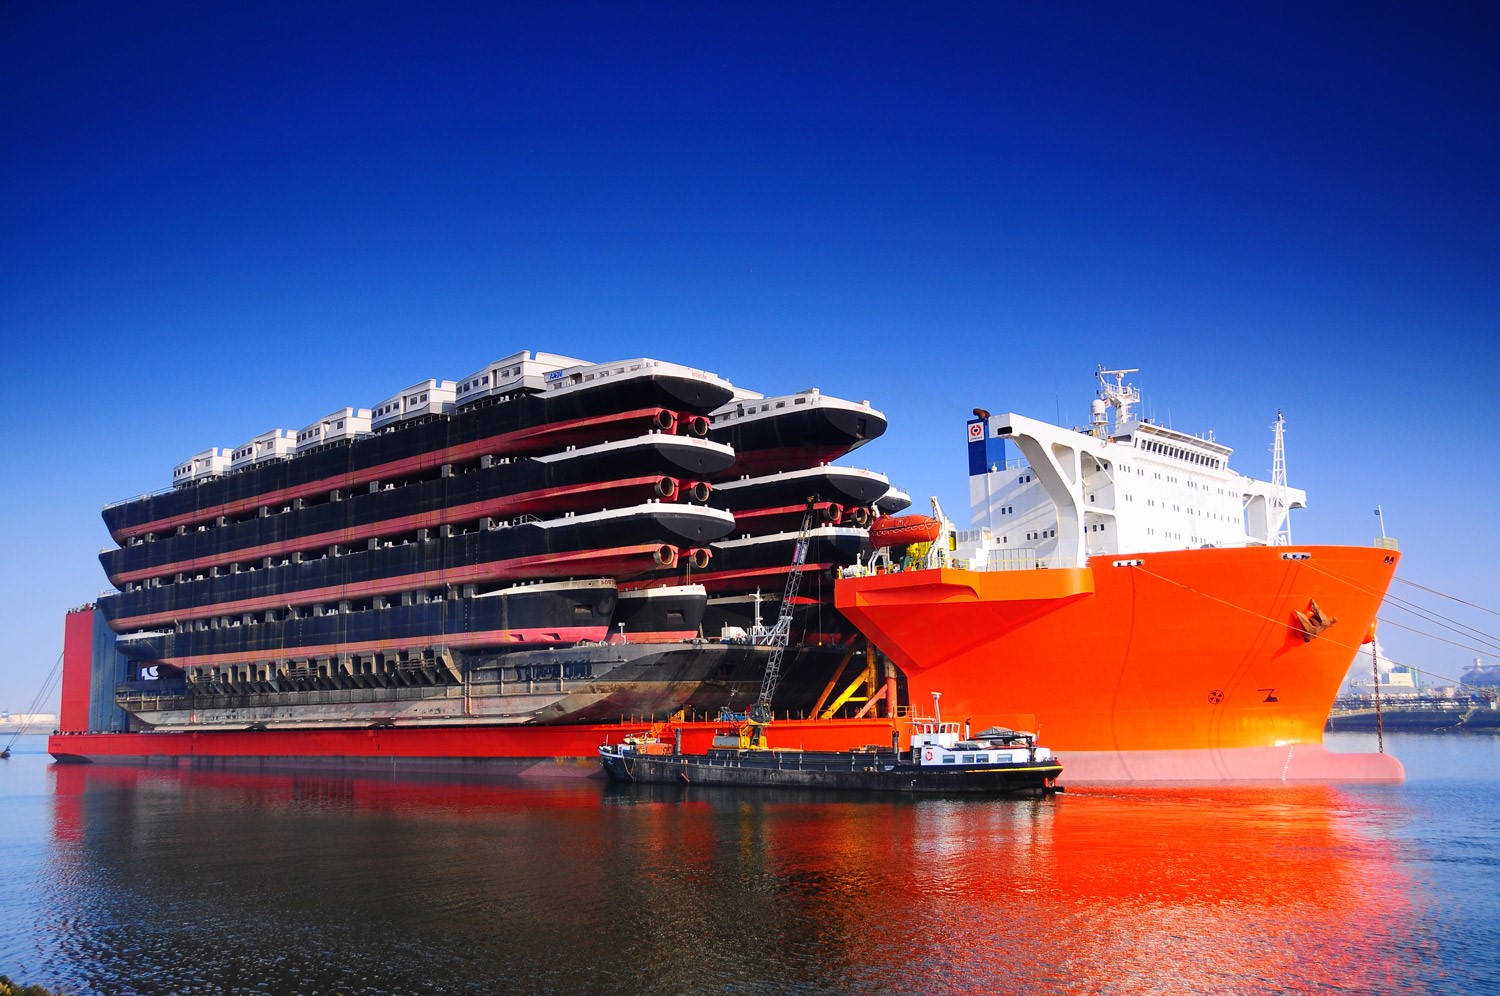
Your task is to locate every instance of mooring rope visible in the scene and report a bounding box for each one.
[4,650,64,753]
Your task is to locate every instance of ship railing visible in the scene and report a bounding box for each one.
[839,547,1074,577]
[954,549,1074,572]
[102,484,181,510]
[979,549,1041,571]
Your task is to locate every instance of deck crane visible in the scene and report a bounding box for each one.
[724,497,819,748]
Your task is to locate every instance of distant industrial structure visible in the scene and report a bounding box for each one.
[0,710,58,734]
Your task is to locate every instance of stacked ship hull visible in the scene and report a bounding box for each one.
[54,354,886,767]
[658,395,892,643]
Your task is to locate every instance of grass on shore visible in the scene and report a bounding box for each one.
[0,976,64,996]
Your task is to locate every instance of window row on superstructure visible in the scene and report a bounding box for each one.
[1136,437,1224,469]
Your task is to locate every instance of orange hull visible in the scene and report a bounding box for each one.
[836,545,1401,780]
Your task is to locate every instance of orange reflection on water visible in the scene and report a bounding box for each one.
[606,785,1423,993]
[46,767,1426,993]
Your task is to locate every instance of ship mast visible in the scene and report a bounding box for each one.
[1270,410,1291,546]
[1096,367,1141,430]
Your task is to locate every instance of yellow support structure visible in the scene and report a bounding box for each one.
[808,646,859,718]
[819,658,876,719]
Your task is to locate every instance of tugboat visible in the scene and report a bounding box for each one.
[597,692,1062,795]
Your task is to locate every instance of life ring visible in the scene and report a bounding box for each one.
[923,748,934,762]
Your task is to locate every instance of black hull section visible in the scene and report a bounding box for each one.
[709,406,887,479]
[541,372,733,421]
[716,529,868,571]
[718,501,867,537]
[709,466,890,511]
[702,592,858,645]
[102,436,733,584]
[114,642,857,730]
[686,528,868,595]
[611,585,708,642]
[599,748,1062,794]
[103,506,735,627]
[113,581,619,666]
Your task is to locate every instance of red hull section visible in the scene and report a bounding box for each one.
[60,607,96,733]
[837,544,1402,782]
[48,717,900,768]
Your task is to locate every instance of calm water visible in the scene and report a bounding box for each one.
[1,733,1497,995]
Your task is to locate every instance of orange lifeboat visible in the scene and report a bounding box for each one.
[868,514,941,549]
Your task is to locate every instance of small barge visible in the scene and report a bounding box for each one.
[598,695,1062,795]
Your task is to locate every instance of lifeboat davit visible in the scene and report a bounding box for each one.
[867,514,941,549]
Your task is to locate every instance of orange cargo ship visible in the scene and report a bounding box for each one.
[837,368,1403,782]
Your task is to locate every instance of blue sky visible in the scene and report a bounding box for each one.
[2,1,1496,712]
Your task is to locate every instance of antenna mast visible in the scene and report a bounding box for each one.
[1270,410,1292,546]
[1095,367,1141,427]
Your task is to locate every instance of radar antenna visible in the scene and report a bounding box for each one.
[1095,367,1141,427]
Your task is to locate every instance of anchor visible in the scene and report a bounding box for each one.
[1293,599,1338,642]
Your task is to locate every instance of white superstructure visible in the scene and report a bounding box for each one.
[228,430,295,472]
[172,448,232,488]
[959,367,1306,569]
[540,356,731,398]
[707,387,883,431]
[371,379,457,430]
[454,351,584,408]
[295,408,373,453]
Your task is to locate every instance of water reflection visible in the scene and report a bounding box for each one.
[20,760,1446,994]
